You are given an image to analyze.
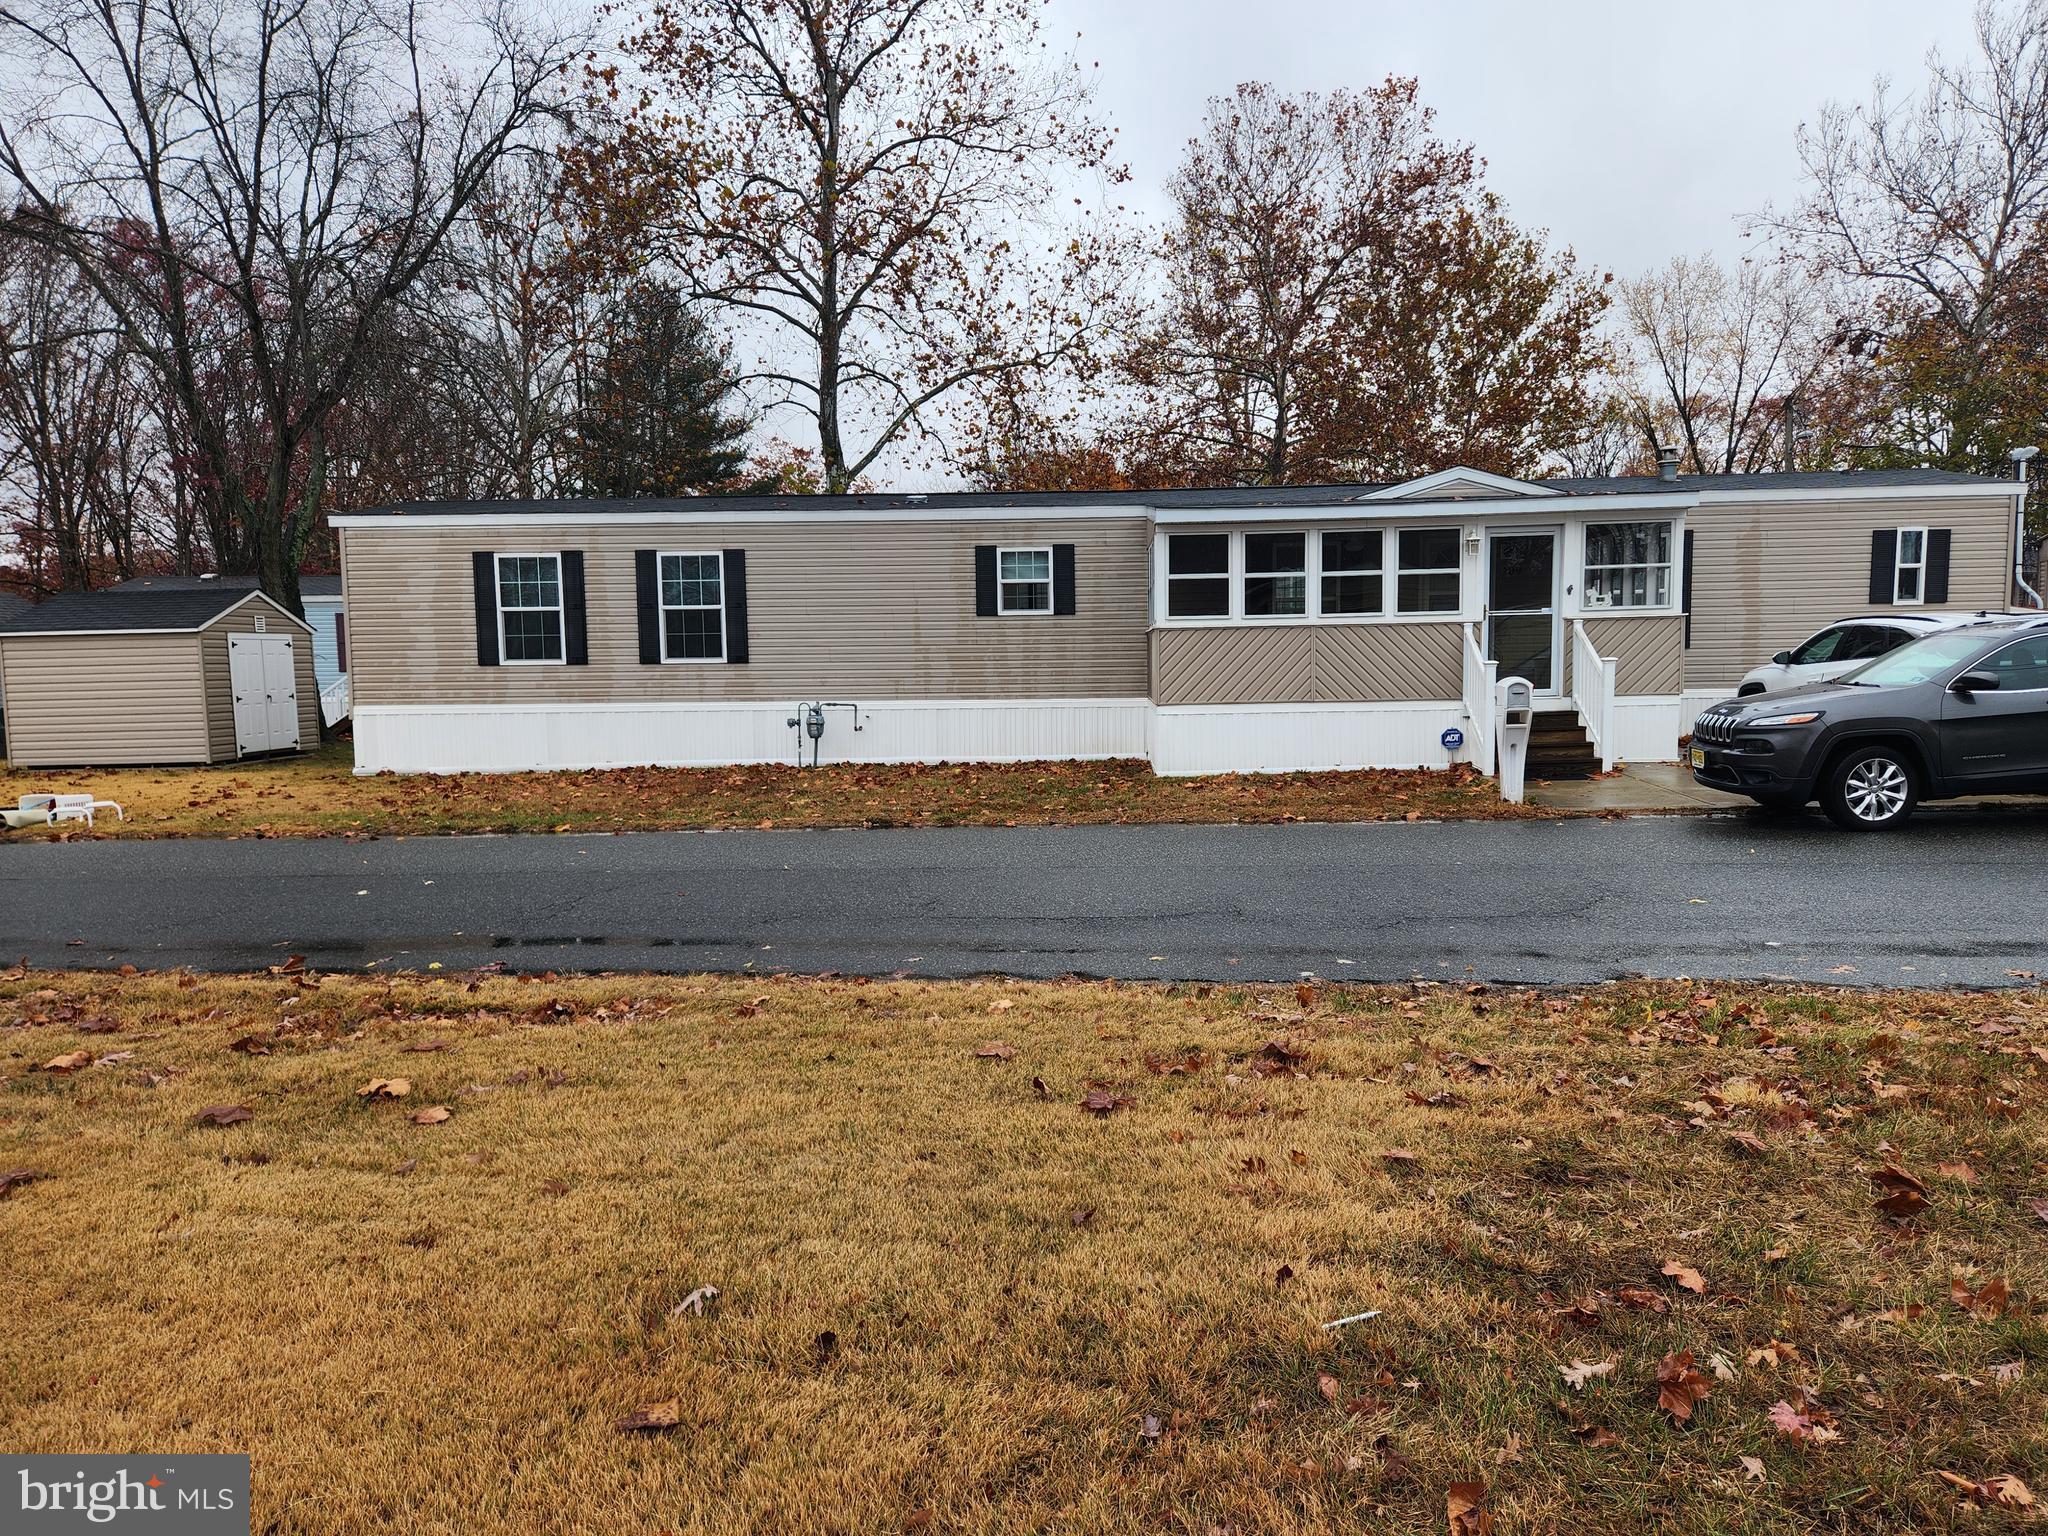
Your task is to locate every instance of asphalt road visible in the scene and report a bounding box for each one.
[6,806,2048,986]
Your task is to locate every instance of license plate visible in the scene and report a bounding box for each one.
[1690,747,1707,769]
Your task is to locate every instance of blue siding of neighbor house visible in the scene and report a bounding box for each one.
[304,597,345,691]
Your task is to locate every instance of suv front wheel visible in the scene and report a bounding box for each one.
[1822,744,1918,831]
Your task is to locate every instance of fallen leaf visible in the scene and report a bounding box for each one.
[1295,982,1316,1010]
[1070,1206,1095,1228]
[1767,1394,1841,1444]
[1318,1372,1341,1403]
[1951,1274,2012,1320]
[1079,1085,1133,1115]
[1746,1340,1798,1369]
[987,998,1015,1013]
[1661,1259,1707,1294]
[1739,1455,1767,1483]
[1383,1148,1420,1168]
[814,1329,838,1365]
[358,1077,412,1099]
[1655,1350,1711,1423]
[1138,1413,1163,1441]
[227,1035,272,1055]
[410,1105,451,1125]
[1559,1358,1615,1391]
[1445,1480,1492,1536]
[1936,1160,1978,1185]
[192,1104,253,1127]
[616,1399,681,1432]
[1869,1164,1929,1219]
[0,1168,45,1198]
[402,1038,452,1054]
[974,1041,1017,1059]
[1568,1421,1621,1448]
[39,1050,92,1073]
[1935,1471,2034,1508]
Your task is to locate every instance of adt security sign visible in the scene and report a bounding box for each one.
[1440,726,1465,752]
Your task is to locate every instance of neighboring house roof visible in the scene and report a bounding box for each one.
[332,467,2024,520]
[0,589,34,629]
[0,586,312,636]
[111,573,342,598]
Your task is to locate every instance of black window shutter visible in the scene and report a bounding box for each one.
[1869,529,1898,604]
[561,550,588,664]
[635,550,660,663]
[1925,528,1952,603]
[1682,529,1695,649]
[1053,543,1077,615]
[974,544,997,616]
[471,552,500,666]
[723,549,749,663]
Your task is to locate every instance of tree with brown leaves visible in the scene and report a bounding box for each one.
[569,0,1131,495]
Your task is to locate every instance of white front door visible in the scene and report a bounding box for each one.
[230,634,302,755]
[1484,529,1562,696]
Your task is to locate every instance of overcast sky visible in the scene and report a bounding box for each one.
[1046,0,1983,277]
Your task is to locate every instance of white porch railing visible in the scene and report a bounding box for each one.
[1569,620,1617,772]
[319,674,351,727]
[1460,622,1498,776]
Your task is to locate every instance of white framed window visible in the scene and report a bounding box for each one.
[1166,533,1231,618]
[997,546,1053,615]
[1583,521,1674,609]
[1243,531,1307,617]
[496,553,564,663]
[1395,528,1462,614]
[1320,529,1384,616]
[659,551,726,660]
[1894,526,1927,604]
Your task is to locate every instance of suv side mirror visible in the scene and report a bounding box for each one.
[1952,670,2001,694]
[1771,650,1794,666]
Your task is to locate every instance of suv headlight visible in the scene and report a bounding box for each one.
[1746,710,1823,727]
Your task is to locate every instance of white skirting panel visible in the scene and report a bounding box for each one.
[1606,697,1686,764]
[1151,701,1468,777]
[352,698,1154,774]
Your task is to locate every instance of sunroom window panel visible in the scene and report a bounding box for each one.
[1583,521,1673,610]
[1320,530,1384,616]
[1395,529,1461,614]
[1243,532,1306,617]
[1167,534,1231,618]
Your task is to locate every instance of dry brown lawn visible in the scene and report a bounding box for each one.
[0,739,1556,840]
[2,968,2044,1534]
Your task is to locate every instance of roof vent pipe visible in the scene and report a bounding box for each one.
[1654,446,1681,484]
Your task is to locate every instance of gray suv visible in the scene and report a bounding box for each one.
[1691,615,2048,829]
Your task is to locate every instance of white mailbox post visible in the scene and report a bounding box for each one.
[1496,676,1534,804]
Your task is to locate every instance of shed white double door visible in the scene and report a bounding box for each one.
[229,633,302,755]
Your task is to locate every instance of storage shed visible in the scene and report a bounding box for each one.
[0,585,316,768]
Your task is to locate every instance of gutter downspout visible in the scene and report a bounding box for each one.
[2015,447,2042,610]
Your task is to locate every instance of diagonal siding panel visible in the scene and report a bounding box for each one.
[1584,615,1685,695]
[1151,623,1463,705]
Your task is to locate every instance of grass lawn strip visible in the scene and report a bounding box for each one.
[0,740,1568,840]
[2,969,2042,1533]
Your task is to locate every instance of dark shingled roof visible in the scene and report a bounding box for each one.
[0,586,297,636]
[336,467,2019,518]
[110,573,341,597]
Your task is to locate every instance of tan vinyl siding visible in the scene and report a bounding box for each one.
[0,633,209,766]
[1150,623,1463,706]
[1581,615,1685,696]
[340,518,1152,705]
[1684,494,2015,690]
[201,604,320,759]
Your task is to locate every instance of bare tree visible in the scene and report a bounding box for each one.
[0,221,164,590]
[569,0,1129,493]
[0,0,584,610]
[1618,254,1832,474]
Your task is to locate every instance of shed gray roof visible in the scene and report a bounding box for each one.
[337,467,2019,519]
[0,585,306,636]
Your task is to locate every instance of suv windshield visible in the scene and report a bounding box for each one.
[1839,630,1996,687]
